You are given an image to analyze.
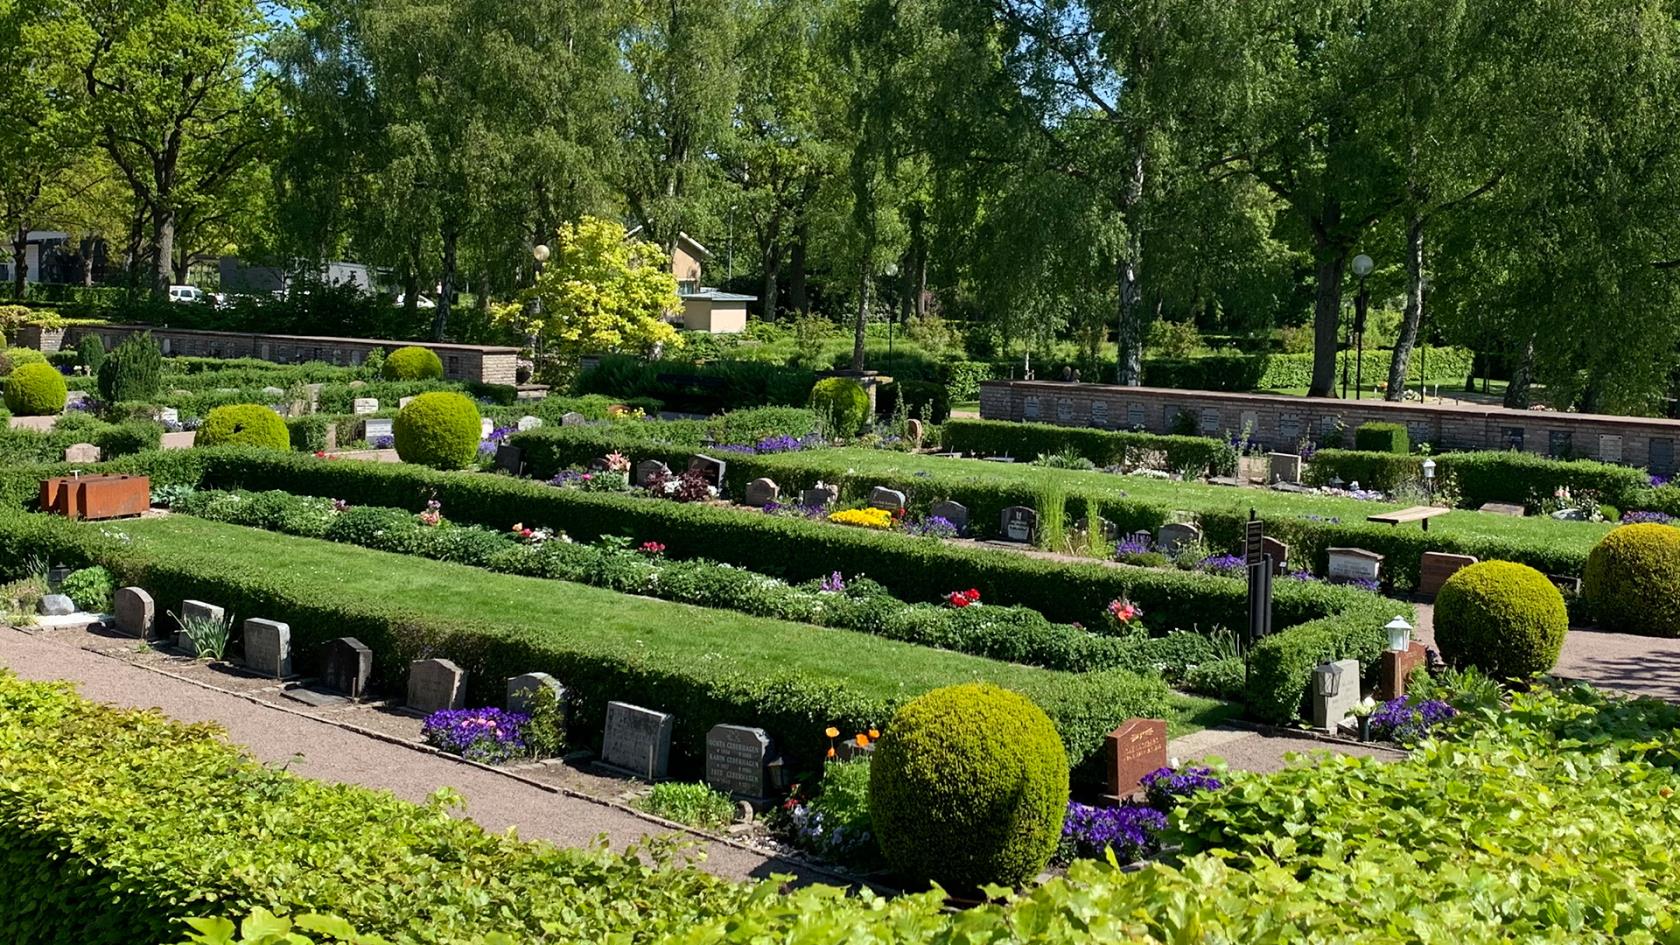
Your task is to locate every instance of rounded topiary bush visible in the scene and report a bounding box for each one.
[869,683,1068,891]
[1584,523,1680,637]
[1434,561,1567,678]
[810,377,870,436]
[382,345,444,381]
[197,404,290,450]
[0,346,46,375]
[394,391,482,469]
[3,361,67,415]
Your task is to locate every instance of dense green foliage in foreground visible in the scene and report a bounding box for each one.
[6,673,1680,944]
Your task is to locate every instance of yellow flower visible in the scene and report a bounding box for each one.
[824,726,840,738]
[854,733,869,747]
[827,508,894,530]
[867,728,880,739]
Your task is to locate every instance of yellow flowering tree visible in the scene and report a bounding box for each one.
[496,216,682,375]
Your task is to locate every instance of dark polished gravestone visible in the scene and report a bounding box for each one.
[636,460,672,488]
[321,637,373,698]
[868,486,907,512]
[705,724,774,798]
[928,499,970,532]
[688,454,727,489]
[999,506,1039,544]
[494,443,524,476]
[600,700,674,779]
[1104,717,1167,802]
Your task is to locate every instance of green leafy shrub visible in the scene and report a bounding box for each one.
[3,362,67,415]
[809,377,870,436]
[97,332,163,403]
[92,420,163,458]
[1353,422,1409,454]
[394,392,482,469]
[1302,449,1423,492]
[635,782,736,829]
[382,345,444,381]
[198,405,290,451]
[941,419,1236,476]
[59,566,114,612]
[77,335,105,374]
[870,683,1069,890]
[1583,523,1680,637]
[0,347,46,375]
[1434,561,1567,678]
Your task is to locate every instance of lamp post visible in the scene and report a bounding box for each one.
[1350,254,1373,400]
[1422,457,1436,500]
[529,243,550,353]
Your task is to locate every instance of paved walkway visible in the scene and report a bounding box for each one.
[0,626,823,885]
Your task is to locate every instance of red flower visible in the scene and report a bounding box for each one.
[964,588,980,601]
[638,541,666,555]
[947,593,971,608]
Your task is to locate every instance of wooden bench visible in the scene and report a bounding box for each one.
[1367,505,1452,532]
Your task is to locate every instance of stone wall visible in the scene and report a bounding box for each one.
[21,324,519,386]
[979,380,1680,475]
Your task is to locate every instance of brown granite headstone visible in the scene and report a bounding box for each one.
[1379,642,1429,702]
[1104,717,1167,802]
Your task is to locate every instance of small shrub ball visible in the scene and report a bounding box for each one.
[3,362,68,416]
[869,683,1068,892]
[197,404,290,450]
[809,377,870,436]
[1434,560,1567,679]
[1584,523,1680,637]
[394,391,482,469]
[382,345,445,381]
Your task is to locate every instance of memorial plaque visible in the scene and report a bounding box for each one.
[601,701,674,779]
[1105,718,1167,800]
[1023,396,1040,420]
[242,618,293,677]
[1240,410,1260,436]
[158,407,180,425]
[322,637,373,698]
[1653,437,1677,476]
[1278,413,1302,442]
[929,499,970,532]
[1327,547,1384,583]
[113,587,155,638]
[506,672,565,715]
[705,724,773,798]
[1000,506,1039,543]
[1127,403,1147,430]
[1312,659,1362,732]
[868,486,907,511]
[407,658,466,714]
[63,443,100,464]
[636,460,672,487]
[1267,452,1303,484]
[1479,502,1526,517]
[1199,409,1221,435]
[1549,430,1573,459]
[1090,400,1110,427]
[352,398,379,415]
[1600,434,1624,463]
[1056,398,1073,422]
[363,418,393,442]
[743,477,780,507]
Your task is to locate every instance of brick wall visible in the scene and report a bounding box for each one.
[979,380,1680,475]
[40,324,520,386]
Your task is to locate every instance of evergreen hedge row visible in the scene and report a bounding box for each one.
[939,419,1237,475]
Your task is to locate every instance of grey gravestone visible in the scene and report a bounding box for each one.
[480,417,495,439]
[38,594,74,616]
[158,407,180,425]
[177,600,226,656]
[1312,659,1362,733]
[688,454,727,488]
[399,396,416,408]
[63,443,100,464]
[1000,506,1039,543]
[243,618,293,677]
[494,443,524,475]
[1479,502,1527,517]
[560,412,587,427]
[600,701,674,779]
[905,418,924,443]
[1327,548,1384,583]
[1599,434,1624,463]
[518,415,544,431]
[363,418,393,442]
[1156,522,1203,556]
[801,482,839,508]
[407,658,466,714]
[706,724,774,798]
[1267,452,1303,484]
[322,637,373,698]
[929,499,970,532]
[636,459,672,487]
[114,587,155,638]
[868,486,907,512]
[743,477,780,507]
[352,398,379,415]
[506,672,565,714]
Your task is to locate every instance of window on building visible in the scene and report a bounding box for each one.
[677,280,699,295]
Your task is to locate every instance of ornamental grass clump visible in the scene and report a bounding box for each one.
[421,707,530,763]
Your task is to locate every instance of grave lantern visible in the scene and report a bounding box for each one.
[1422,458,1437,498]
[1315,661,1345,698]
[1328,475,1345,490]
[1385,616,1414,653]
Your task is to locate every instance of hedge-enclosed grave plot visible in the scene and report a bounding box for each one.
[0,509,1223,781]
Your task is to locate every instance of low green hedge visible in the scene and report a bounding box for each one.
[940,419,1236,475]
[1307,449,1653,511]
[1302,449,1424,493]
[1141,346,1472,391]
[1353,422,1408,455]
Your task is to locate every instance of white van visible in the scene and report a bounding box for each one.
[167,285,206,304]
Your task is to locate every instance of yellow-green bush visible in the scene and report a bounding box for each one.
[382,346,444,381]
[1434,561,1567,678]
[2,362,66,415]
[869,683,1068,891]
[394,392,481,469]
[197,405,290,451]
[0,347,46,376]
[809,377,870,436]
[1583,523,1680,637]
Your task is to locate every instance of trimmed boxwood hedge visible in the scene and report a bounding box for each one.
[1307,448,1654,512]
[940,419,1237,476]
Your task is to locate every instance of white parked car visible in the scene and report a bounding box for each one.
[167,285,208,304]
[395,293,437,310]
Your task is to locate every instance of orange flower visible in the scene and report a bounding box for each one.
[824,726,840,738]
[867,728,880,739]
[854,733,869,747]
[826,747,836,759]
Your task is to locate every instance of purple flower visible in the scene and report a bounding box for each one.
[820,571,846,593]
[1061,801,1167,863]
[1284,569,1321,583]
[1623,510,1675,525]
[1141,764,1223,812]
[1197,553,1246,575]
[371,435,394,449]
[421,707,531,763]
[1115,535,1155,557]
[1651,475,1670,488]
[1368,697,1456,744]
[905,515,961,539]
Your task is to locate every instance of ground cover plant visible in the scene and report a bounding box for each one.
[0,508,1216,777]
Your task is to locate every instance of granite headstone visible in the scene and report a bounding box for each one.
[601,701,674,779]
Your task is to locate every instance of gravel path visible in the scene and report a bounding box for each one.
[0,626,825,886]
